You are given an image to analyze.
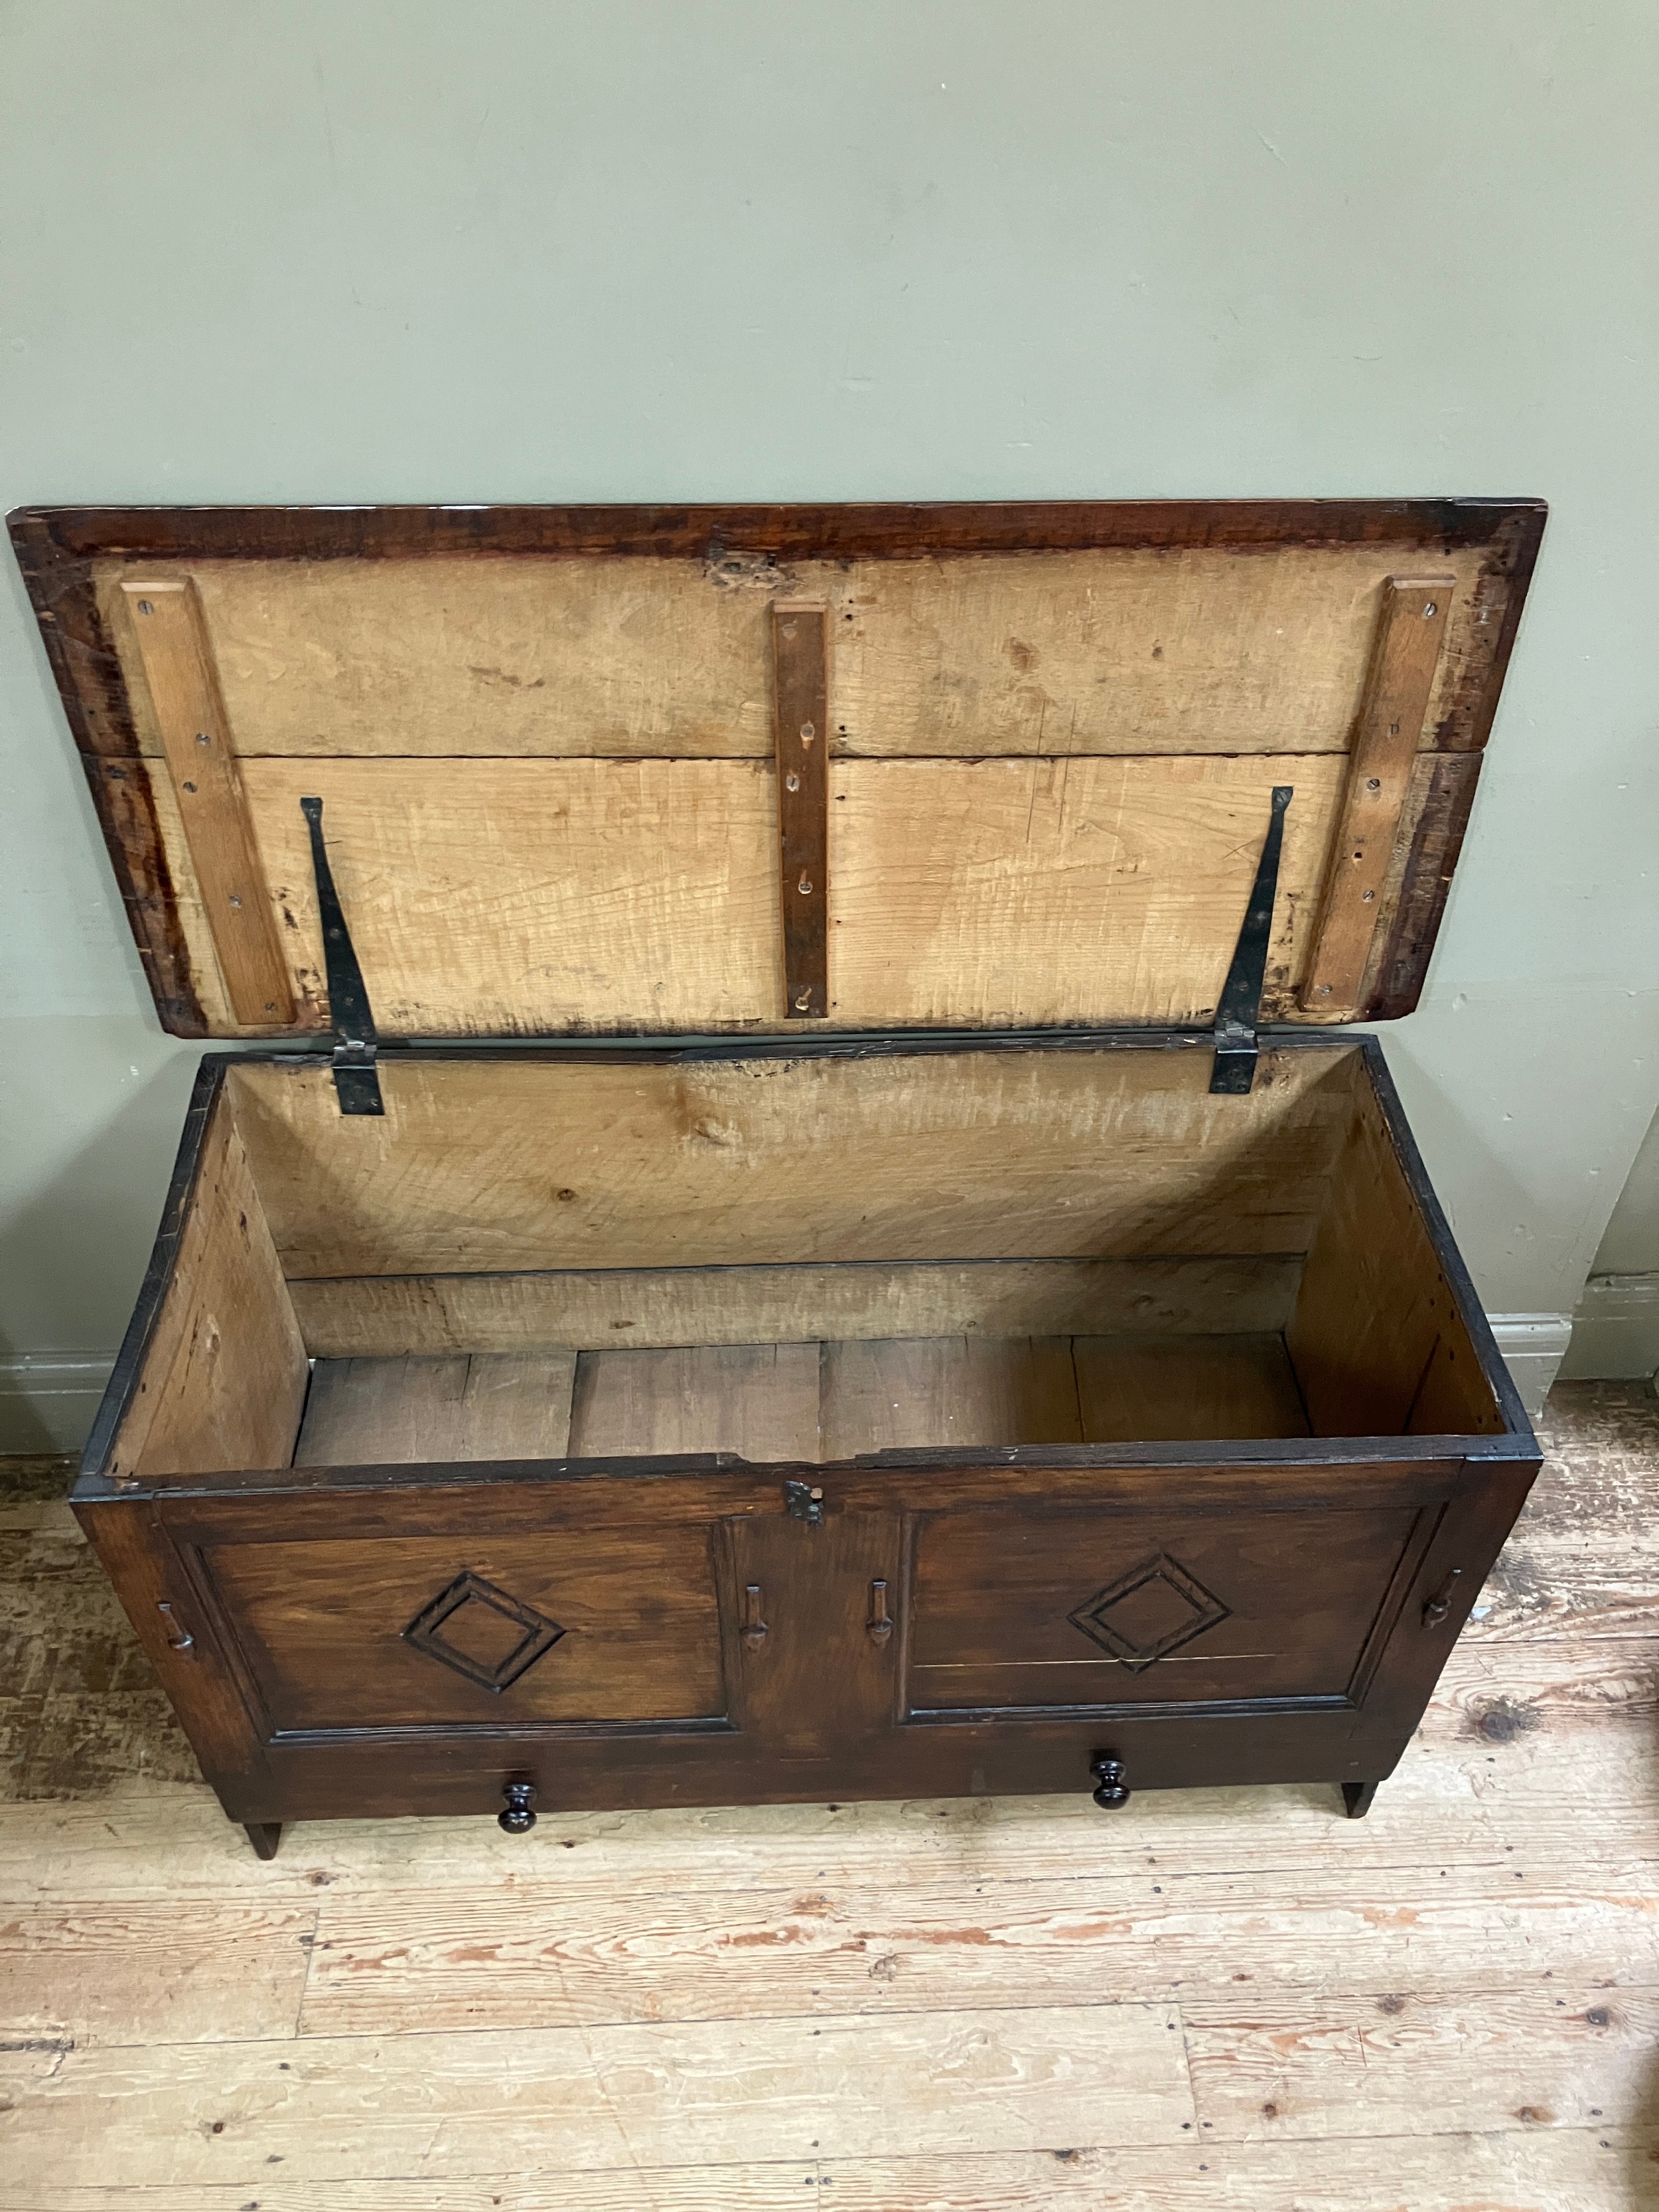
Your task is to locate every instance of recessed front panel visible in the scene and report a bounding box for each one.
[196,1525,727,1732]
[906,1501,1435,1715]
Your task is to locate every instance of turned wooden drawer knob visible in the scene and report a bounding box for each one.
[1090,1753,1131,1810]
[498,1780,538,1834]
[1421,1567,1463,1627]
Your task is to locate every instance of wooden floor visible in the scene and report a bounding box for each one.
[1,1380,1654,2208]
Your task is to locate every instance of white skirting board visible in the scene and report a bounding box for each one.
[0,1319,1579,1455]
[1558,1273,1659,1384]
[0,1357,115,1455]
[1486,1314,1575,1420]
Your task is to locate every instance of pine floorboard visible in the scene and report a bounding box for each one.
[1,1382,1656,2208]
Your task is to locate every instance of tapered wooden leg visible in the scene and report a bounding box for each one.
[244,1822,283,1860]
[1341,1781,1380,1819]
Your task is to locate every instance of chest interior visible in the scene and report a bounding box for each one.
[17,502,1540,1484]
[101,1036,1508,1485]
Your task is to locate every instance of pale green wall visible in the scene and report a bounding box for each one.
[1589,1108,1659,1279]
[3,0,1657,1436]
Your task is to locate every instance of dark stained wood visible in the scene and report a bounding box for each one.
[1432,498,1548,753]
[57,1427,1538,1830]
[129,1452,1470,1536]
[771,601,830,1018]
[725,1511,902,1747]
[190,1519,729,1733]
[906,1499,1433,1712]
[10,497,1546,563]
[7,508,141,757]
[72,1497,271,1793]
[1358,496,1545,1017]
[8,508,204,1031]
[76,759,204,1034]
[1369,753,1485,1021]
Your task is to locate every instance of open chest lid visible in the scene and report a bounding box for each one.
[13,499,1543,1075]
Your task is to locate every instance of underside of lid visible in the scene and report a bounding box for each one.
[9,500,1544,1041]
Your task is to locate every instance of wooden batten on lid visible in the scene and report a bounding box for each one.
[9,500,1544,1059]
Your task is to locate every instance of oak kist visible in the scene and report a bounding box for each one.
[10,499,1545,1858]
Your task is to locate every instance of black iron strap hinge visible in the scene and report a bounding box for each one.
[301,796,384,1116]
[1210,785,1293,1097]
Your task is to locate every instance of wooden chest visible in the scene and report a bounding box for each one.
[12,499,1546,1859]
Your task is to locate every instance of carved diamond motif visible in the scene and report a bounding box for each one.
[1068,1554,1230,1674]
[402,1571,565,1693]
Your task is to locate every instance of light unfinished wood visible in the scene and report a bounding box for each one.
[293,1353,577,1466]
[1074,1332,1310,1441]
[1300,578,1453,1017]
[286,1254,1305,1360]
[0,2004,1192,2182]
[833,544,1490,761]
[567,1343,822,1461]
[820,1336,1082,1455]
[295,1324,1400,1468]
[1183,1984,1656,2142]
[108,1100,309,1482]
[151,751,1350,1037]
[117,579,295,1025]
[0,1627,1649,1904]
[1287,1085,1504,1438]
[3,1387,1648,2207]
[0,1899,316,2047]
[0,2131,1648,2211]
[828,753,1348,1028]
[1470,1383,1659,1645]
[297,1858,1659,2035]
[224,1046,1361,1280]
[96,544,1492,762]
[148,753,779,1037]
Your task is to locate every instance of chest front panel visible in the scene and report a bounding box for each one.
[904,1499,1437,1716]
[194,1521,729,1733]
